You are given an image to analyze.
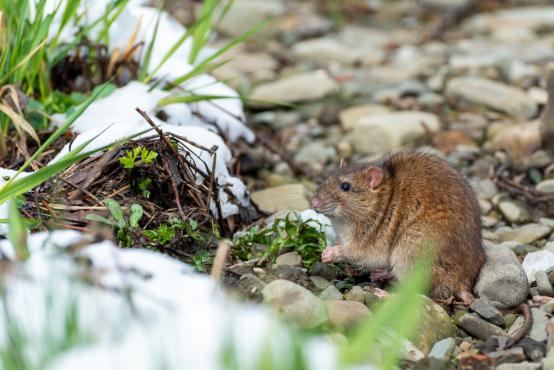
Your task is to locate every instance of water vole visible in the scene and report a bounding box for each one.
[311,152,486,303]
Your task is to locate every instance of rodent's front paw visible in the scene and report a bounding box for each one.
[321,247,338,264]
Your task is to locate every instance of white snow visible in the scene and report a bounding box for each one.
[298,209,337,245]
[521,250,554,283]
[45,0,253,143]
[0,231,345,370]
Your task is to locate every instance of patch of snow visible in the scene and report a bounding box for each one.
[51,122,249,219]
[0,231,345,370]
[64,82,170,133]
[297,209,337,245]
[45,1,253,143]
[0,170,33,236]
[522,250,554,283]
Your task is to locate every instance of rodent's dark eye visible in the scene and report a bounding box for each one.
[340,182,351,192]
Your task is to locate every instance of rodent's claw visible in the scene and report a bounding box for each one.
[321,247,338,264]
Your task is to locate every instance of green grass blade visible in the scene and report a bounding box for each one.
[138,5,163,81]
[173,20,266,86]
[340,257,430,369]
[7,200,28,260]
[142,11,213,84]
[188,0,219,65]
[1,82,113,189]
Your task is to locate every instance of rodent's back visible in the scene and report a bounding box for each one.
[380,153,485,298]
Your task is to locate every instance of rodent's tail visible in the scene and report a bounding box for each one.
[505,303,532,348]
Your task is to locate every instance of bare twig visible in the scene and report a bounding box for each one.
[211,239,231,281]
[162,155,187,222]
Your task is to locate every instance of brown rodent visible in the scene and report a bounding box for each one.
[311,152,486,303]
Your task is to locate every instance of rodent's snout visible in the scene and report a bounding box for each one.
[311,196,322,210]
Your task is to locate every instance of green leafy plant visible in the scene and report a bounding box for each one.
[138,177,152,198]
[144,224,175,246]
[119,146,158,170]
[233,213,326,267]
[191,250,212,273]
[86,199,144,247]
[144,218,205,246]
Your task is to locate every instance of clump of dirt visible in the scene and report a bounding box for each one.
[24,119,259,264]
[51,41,141,93]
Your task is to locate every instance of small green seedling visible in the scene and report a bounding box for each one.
[144,218,204,246]
[138,178,152,198]
[143,224,175,245]
[233,212,327,267]
[191,250,212,273]
[86,199,143,247]
[119,146,158,170]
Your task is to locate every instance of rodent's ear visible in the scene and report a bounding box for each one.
[366,166,384,190]
[339,158,346,167]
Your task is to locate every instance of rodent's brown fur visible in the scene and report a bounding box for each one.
[312,152,486,301]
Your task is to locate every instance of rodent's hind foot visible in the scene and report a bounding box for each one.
[458,289,475,306]
[321,246,342,264]
[369,269,395,283]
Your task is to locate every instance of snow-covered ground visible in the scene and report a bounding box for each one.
[0,231,342,370]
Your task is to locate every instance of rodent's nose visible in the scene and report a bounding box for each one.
[312,197,321,209]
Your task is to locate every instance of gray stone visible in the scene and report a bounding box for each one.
[275,251,303,267]
[250,70,338,105]
[499,200,527,223]
[310,262,336,281]
[497,224,551,244]
[465,7,554,33]
[489,347,526,365]
[238,273,266,300]
[325,300,370,328]
[540,218,554,229]
[271,265,311,288]
[480,200,493,215]
[446,77,537,119]
[251,184,310,213]
[495,361,536,370]
[364,292,381,308]
[458,313,505,340]
[470,298,505,326]
[294,141,335,164]
[496,362,541,370]
[529,308,548,342]
[473,178,498,199]
[344,286,366,304]
[543,349,554,370]
[217,0,285,37]
[546,242,554,255]
[414,296,457,354]
[310,276,331,291]
[292,37,378,66]
[536,270,554,297]
[475,243,529,308]
[351,111,441,154]
[262,279,328,328]
[428,337,456,360]
[537,179,554,193]
[339,104,390,131]
[319,285,343,300]
[522,250,554,283]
